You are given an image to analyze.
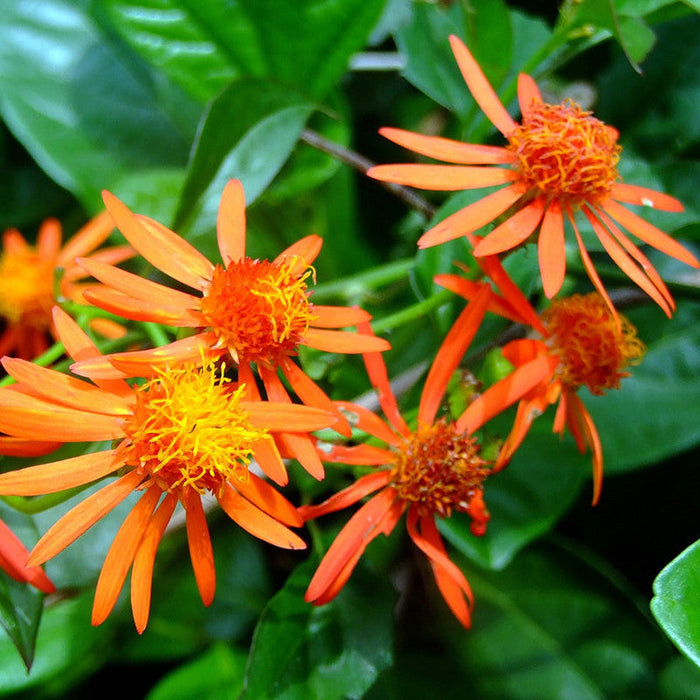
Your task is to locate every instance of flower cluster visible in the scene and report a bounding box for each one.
[0,35,694,640]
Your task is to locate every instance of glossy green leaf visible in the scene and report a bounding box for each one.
[146,643,247,700]
[450,542,670,699]
[651,539,700,667]
[172,79,315,252]
[103,0,386,103]
[242,558,394,700]
[0,0,199,209]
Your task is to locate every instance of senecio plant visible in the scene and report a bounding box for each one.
[1,1,700,697]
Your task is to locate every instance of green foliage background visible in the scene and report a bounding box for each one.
[1,0,700,697]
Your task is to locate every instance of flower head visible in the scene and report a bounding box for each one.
[300,287,553,627]
[0,307,337,632]
[368,35,698,315]
[72,179,390,478]
[436,252,646,504]
[0,213,132,360]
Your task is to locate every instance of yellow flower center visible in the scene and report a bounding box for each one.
[391,420,491,528]
[542,293,645,395]
[119,363,269,496]
[200,258,316,365]
[0,247,55,328]
[508,100,621,206]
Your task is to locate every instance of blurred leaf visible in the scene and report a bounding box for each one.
[0,0,199,209]
[449,542,669,699]
[146,643,247,700]
[440,416,586,571]
[172,79,315,253]
[103,0,387,103]
[0,592,115,696]
[242,558,394,700]
[651,538,700,667]
[659,655,700,699]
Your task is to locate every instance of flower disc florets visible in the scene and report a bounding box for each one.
[543,293,645,395]
[119,363,269,496]
[200,257,316,365]
[508,100,621,206]
[391,420,491,524]
[0,247,54,328]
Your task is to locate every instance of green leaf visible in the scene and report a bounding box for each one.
[659,655,700,699]
[242,558,394,700]
[0,574,44,671]
[103,0,386,103]
[450,542,669,699]
[652,539,700,667]
[172,79,315,253]
[0,0,199,209]
[146,643,247,700]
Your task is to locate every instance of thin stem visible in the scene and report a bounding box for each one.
[371,288,453,335]
[312,258,415,301]
[300,129,437,220]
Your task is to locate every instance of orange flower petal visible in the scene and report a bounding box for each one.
[304,487,398,603]
[473,197,545,257]
[0,519,55,593]
[317,443,394,466]
[102,191,215,289]
[274,234,323,274]
[517,72,543,118]
[280,359,352,437]
[250,436,288,486]
[569,394,604,505]
[611,183,684,213]
[182,488,216,606]
[234,471,302,527]
[419,285,491,426]
[77,257,202,311]
[377,127,514,165]
[366,163,518,191]
[457,354,559,434]
[57,210,115,266]
[0,389,124,442]
[495,399,538,471]
[131,493,177,634]
[311,305,371,328]
[244,401,336,433]
[217,179,247,266]
[1,357,131,415]
[218,484,306,549]
[37,218,62,259]
[304,327,391,354]
[0,437,62,458]
[299,471,393,522]
[417,182,526,249]
[92,485,162,626]
[406,510,473,628]
[83,287,205,327]
[0,449,120,495]
[448,34,518,137]
[331,400,402,447]
[601,199,700,268]
[28,470,144,566]
[538,201,566,299]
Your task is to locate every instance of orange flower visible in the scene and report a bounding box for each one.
[437,253,645,505]
[0,213,132,360]
[72,179,390,478]
[0,518,54,594]
[300,287,555,627]
[0,307,338,633]
[368,35,698,315]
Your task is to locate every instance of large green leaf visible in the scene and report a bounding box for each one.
[449,542,671,699]
[242,558,394,700]
[0,0,199,209]
[651,539,700,668]
[103,0,387,103]
[172,79,315,253]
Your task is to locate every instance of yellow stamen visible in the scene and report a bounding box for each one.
[200,257,317,365]
[391,420,490,524]
[543,293,645,395]
[119,363,269,495]
[508,100,621,206]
